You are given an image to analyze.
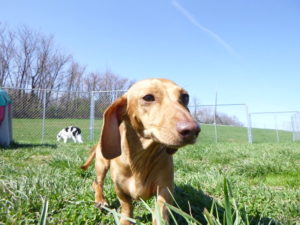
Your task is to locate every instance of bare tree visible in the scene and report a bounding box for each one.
[7,26,70,91]
[84,72,101,92]
[60,61,86,116]
[31,34,55,90]
[44,52,70,90]
[0,24,15,87]
[13,26,37,90]
[66,61,86,92]
[99,71,132,91]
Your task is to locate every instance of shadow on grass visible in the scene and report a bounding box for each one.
[83,184,281,225]
[173,184,280,225]
[1,141,57,150]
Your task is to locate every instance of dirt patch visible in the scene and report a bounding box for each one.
[29,155,52,162]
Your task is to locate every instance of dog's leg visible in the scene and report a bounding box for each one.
[153,187,173,225]
[71,135,77,143]
[116,190,133,225]
[63,137,67,143]
[76,135,83,143]
[93,158,109,207]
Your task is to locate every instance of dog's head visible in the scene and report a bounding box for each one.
[56,131,62,141]
[101,78,200,159]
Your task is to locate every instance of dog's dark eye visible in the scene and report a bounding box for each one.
[143,94,155,102]
[180,93,189,105]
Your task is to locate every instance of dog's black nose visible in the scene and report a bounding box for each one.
[176,121,201,140]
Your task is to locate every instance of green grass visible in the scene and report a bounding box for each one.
[11,118,293,144]
[200,124,293,144]
[1,120,300,224]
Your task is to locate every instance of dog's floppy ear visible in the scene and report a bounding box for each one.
[101,96,127,159]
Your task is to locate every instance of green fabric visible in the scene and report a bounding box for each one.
[0,89,12,106]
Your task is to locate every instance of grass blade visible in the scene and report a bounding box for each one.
[39,198,48,225]
[223,177,233,225]
[166,203,201,224]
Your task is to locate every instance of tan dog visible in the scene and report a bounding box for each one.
[81,78,200,224]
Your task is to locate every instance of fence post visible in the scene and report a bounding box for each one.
[214,92,218,143]
[291,116,295,142]
[89,91,95,141]
[246,105,252,144]
[274,115,279,142]
[41,89,46,143]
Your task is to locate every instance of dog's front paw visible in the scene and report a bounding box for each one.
[95,200,109,209]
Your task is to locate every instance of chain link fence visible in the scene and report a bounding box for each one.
[2,87,300,144]
[3,87,125,143]
[190,104,251,143]
[248,111,299,143]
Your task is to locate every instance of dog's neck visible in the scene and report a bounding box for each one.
[122,121,172,180]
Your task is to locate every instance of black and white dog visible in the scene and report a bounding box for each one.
[57,126,83,143]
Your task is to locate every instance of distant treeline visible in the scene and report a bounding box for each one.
[192,107,243,127]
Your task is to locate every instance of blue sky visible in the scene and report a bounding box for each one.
[1,0,300,127]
